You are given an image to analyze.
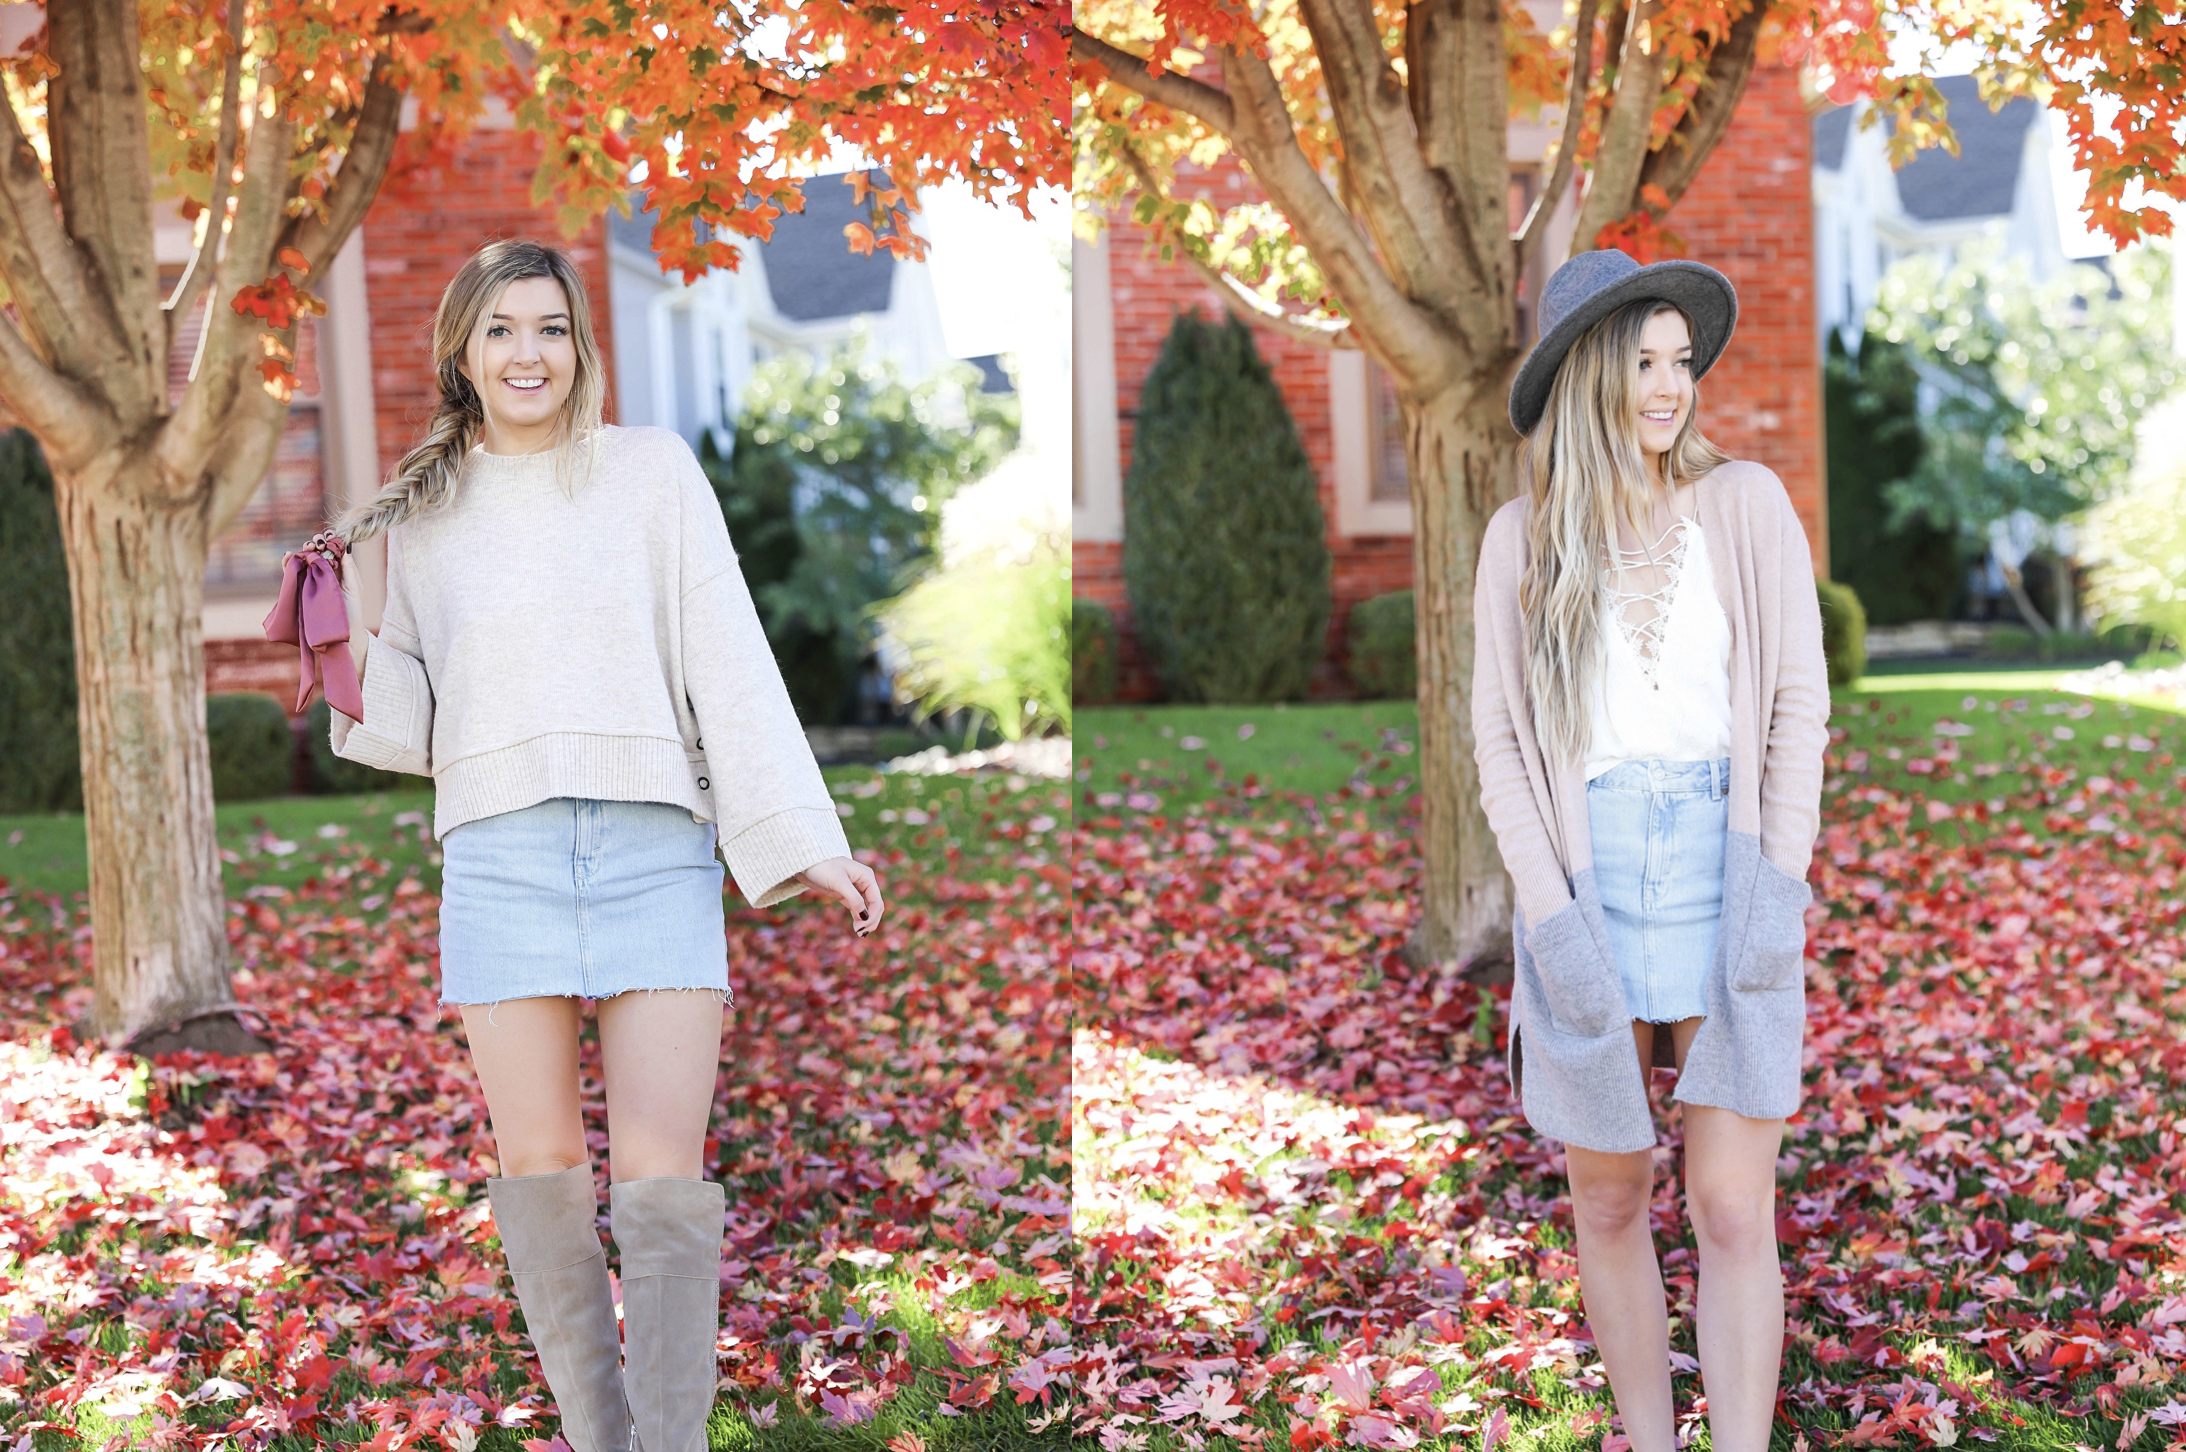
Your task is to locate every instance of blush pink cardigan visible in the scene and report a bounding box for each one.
[1471,459,1832,1152]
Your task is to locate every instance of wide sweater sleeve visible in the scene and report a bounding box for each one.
[673,442,853,908]
[1758,473,1832,878]
[328,527,434,777]
[1471,502,1574,931]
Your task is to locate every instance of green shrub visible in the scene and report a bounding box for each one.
[206,693,295,801]
[1976,625,2158,664]
[1816,577,1867,687]
[2083,451,2186,655]
[704,340,1019,726]
[304,697,410,795]
[1823,330,1965,625]
[0,428,81,813]
[1122,312,1332,703]
[1979,624,2038,659]
[1346,590,1415,699]
[870,530,1069,745]
[1072,598,1119,705]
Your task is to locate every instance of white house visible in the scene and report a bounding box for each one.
[1812,74,2079,356]
[604,173,969,453]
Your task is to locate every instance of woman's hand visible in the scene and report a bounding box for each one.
[794,856,886,937]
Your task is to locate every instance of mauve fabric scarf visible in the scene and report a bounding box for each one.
[263,538,362,719]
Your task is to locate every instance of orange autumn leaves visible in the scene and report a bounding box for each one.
[128,0,1068,392]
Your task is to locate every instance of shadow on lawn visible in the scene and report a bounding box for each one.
[1071,691,2186,1452]
[0,768,1073,1452]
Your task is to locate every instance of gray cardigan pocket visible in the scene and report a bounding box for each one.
[1523,896,1626,1038]
[1732,854,1813,992]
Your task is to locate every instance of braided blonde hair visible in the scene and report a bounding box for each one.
[1517,297,1732,766]
[329,239,606,543]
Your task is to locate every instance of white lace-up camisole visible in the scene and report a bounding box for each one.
[1583,513,1734,782]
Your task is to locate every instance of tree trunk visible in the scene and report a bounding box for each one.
[1400,376,1519,983]
[55,453,270,1054]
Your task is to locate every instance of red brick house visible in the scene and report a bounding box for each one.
[1073,55,1830,703]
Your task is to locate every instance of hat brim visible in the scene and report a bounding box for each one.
[1507,259,1739,437]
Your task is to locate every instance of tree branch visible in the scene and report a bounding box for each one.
[1193,249,1363,349]
[274,60,404,278]
[1634,0,1770,215]
[204,323,291,537]
[1219,43,1455,388]
[1571,0,1669,252]
[48,0,163,418]
[158,60,296,488]
[0,67,120,384]
[1515,0,1598,272]
[0,306,114,468]
[1114,139,1357,351]
[1293,0,1468,307]
[1070,30,1235,136]
[165,0,250,360]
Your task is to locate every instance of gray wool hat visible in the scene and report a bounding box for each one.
[1508,248,1739,437]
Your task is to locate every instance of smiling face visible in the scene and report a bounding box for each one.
[1632,306,1694,462]
[458,275,579,454]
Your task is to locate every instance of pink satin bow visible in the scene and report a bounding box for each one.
[263,531,363,720]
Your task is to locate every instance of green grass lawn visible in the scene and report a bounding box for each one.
[1075,670,2186,1451]
[0,765,1069,910]
[1077,663,2186,842]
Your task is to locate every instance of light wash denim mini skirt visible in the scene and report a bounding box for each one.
[437,796,732,1010]
[1585,758,1730,1024]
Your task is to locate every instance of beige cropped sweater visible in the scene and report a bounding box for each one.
[328,424,852,909]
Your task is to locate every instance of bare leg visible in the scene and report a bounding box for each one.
[461,997,588,1177]
[1682,1100,1787,1452]
[1566,1017,1674,1452]
[597,989,727,1183]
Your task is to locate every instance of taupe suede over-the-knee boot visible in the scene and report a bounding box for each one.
[609,1176,726,1452]
[486,1165,633,1452]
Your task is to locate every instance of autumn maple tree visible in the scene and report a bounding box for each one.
[1073,0,2186,974]
[2,0,1063,1053]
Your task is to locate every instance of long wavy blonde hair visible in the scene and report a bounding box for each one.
[1517,296,1732,765]
[330,239,606,543]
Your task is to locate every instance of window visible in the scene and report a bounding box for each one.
[1367,359,1407,502]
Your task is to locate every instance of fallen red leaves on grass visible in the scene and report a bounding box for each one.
[0,822,1067,1448]
[1073,770,2186,1448]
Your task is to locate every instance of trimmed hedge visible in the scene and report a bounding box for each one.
[1072,598,1119,705]
[0,428,81,813]
[1817,577,1868,688]
[1121,312,1332,703]
[207,693,296,801]
[304,697,410,795]
[1346,590,1415,699]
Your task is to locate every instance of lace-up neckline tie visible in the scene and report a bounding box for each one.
[1605,516,1694,691]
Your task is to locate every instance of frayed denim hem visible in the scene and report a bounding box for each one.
[440,986,735,1025]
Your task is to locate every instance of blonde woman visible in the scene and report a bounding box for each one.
[1471,248,1830,1452]
[312,239,886,1452]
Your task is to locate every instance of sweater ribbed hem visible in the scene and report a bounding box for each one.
[432,732,707,839]
[723,807,854,909]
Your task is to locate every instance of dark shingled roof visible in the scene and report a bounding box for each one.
[1812,75,2040,222]
[965,354,1013,394]
[609,173,898,322]
[1892,75,2039,221]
